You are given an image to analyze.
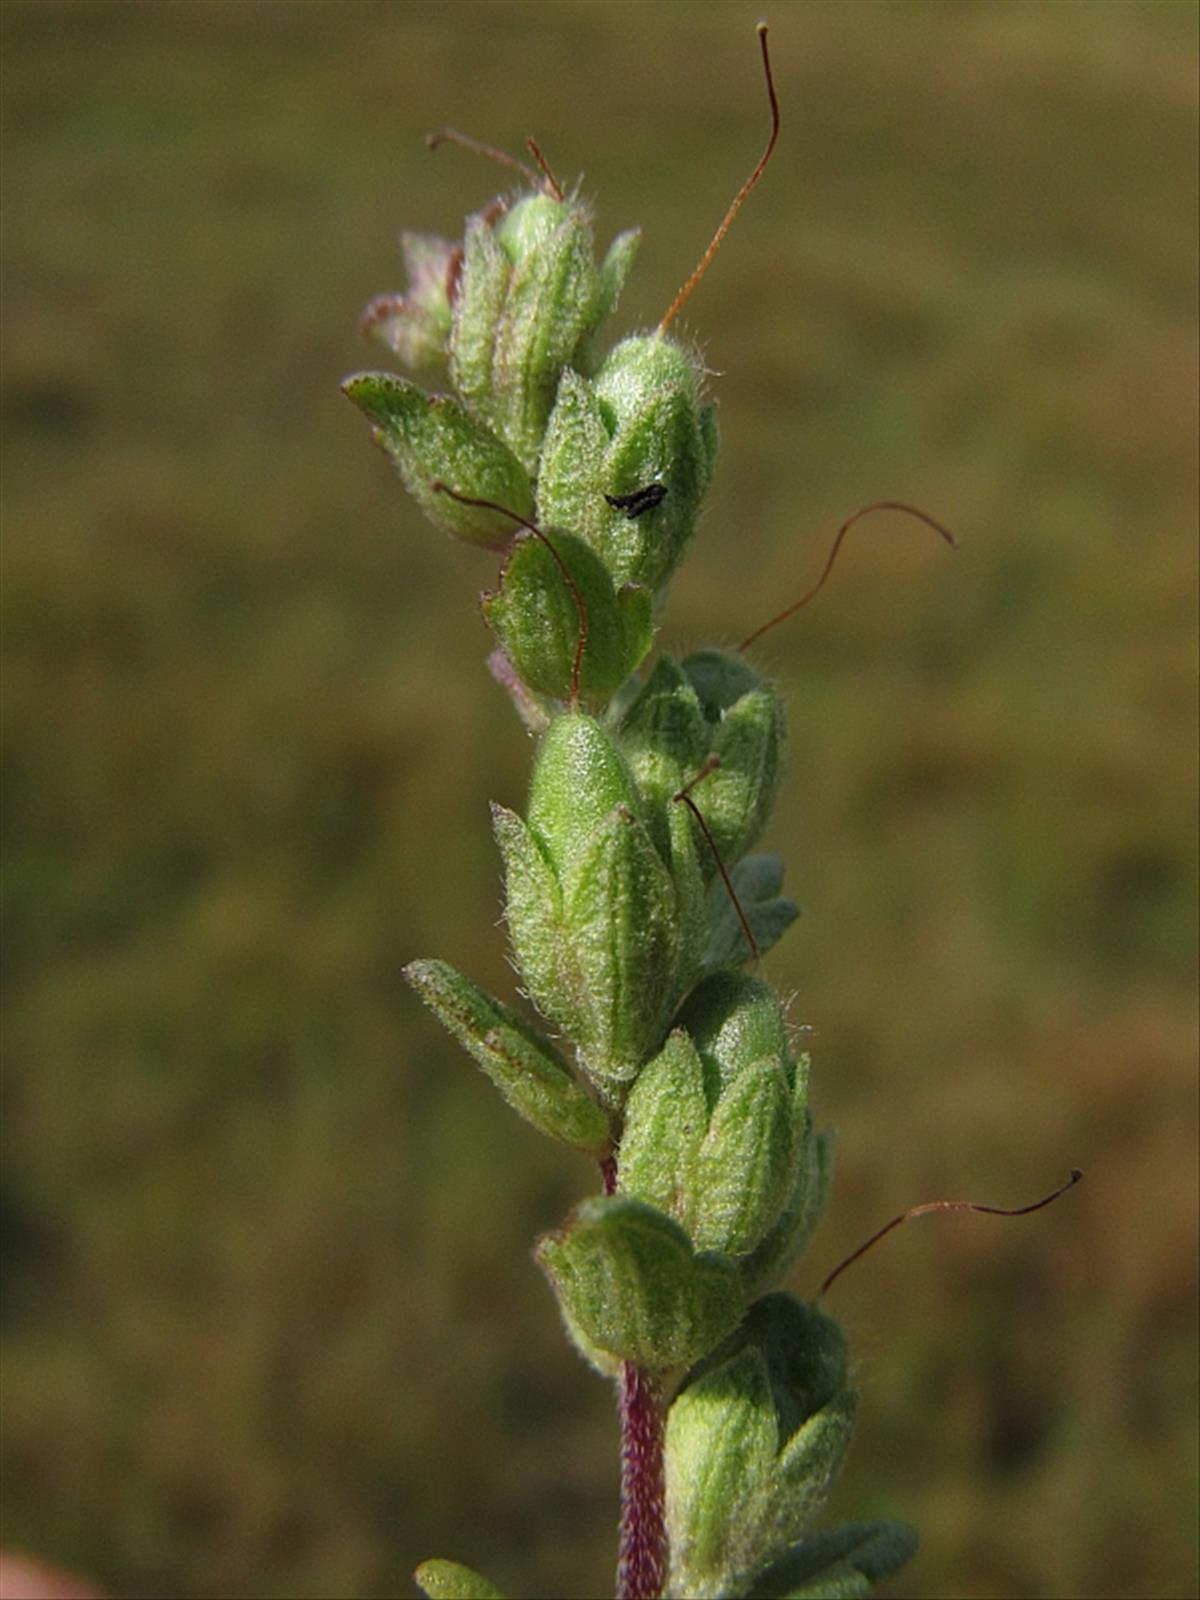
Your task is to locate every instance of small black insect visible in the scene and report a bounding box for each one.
[604,483,668,520]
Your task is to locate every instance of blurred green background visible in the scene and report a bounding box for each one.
[3,2,1197,1597]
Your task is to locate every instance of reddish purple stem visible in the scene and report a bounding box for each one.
[617,1363,667,1600]
[601,1157,667,1600]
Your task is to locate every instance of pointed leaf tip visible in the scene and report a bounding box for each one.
[745,1520,919,1598]
[414,1557,507,1600]
[404,958,612,1154]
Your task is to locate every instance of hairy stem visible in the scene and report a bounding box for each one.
[617,1361,667,1600]
[602,1155,668,1599]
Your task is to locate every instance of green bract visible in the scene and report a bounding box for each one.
[403,959,611,1155]
[702,854,800,970]
[343,371,533,547]
[348,92,919,1597]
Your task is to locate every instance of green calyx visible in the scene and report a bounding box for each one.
[618,975,812,1260]
[482,527,653,703]
[537,335,718,597]
[535,1195,743,1371]
[677,971,793,1096]
[452,193,640,474]
[664,1296,860,1600]
[495,713,705,1101]
[615,651,785,876]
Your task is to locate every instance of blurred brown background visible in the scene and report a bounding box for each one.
[3,3,1197,1597]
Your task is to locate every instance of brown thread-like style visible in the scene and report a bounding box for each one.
[818,1169,1084,1297]
[738,501,958,652]
[525,136,565,203]
[657,23,780,336]
[426,127,547,193]
[674,756,760,964]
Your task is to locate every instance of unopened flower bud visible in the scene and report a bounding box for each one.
[678,649,785,869]
[496,713,705,1099]
[665,1295,859,1600]
[360,231,458,370]
[537,335,718,599]
[612,650,784,883]
[620,973,805,1259]
[452,194,639,475]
